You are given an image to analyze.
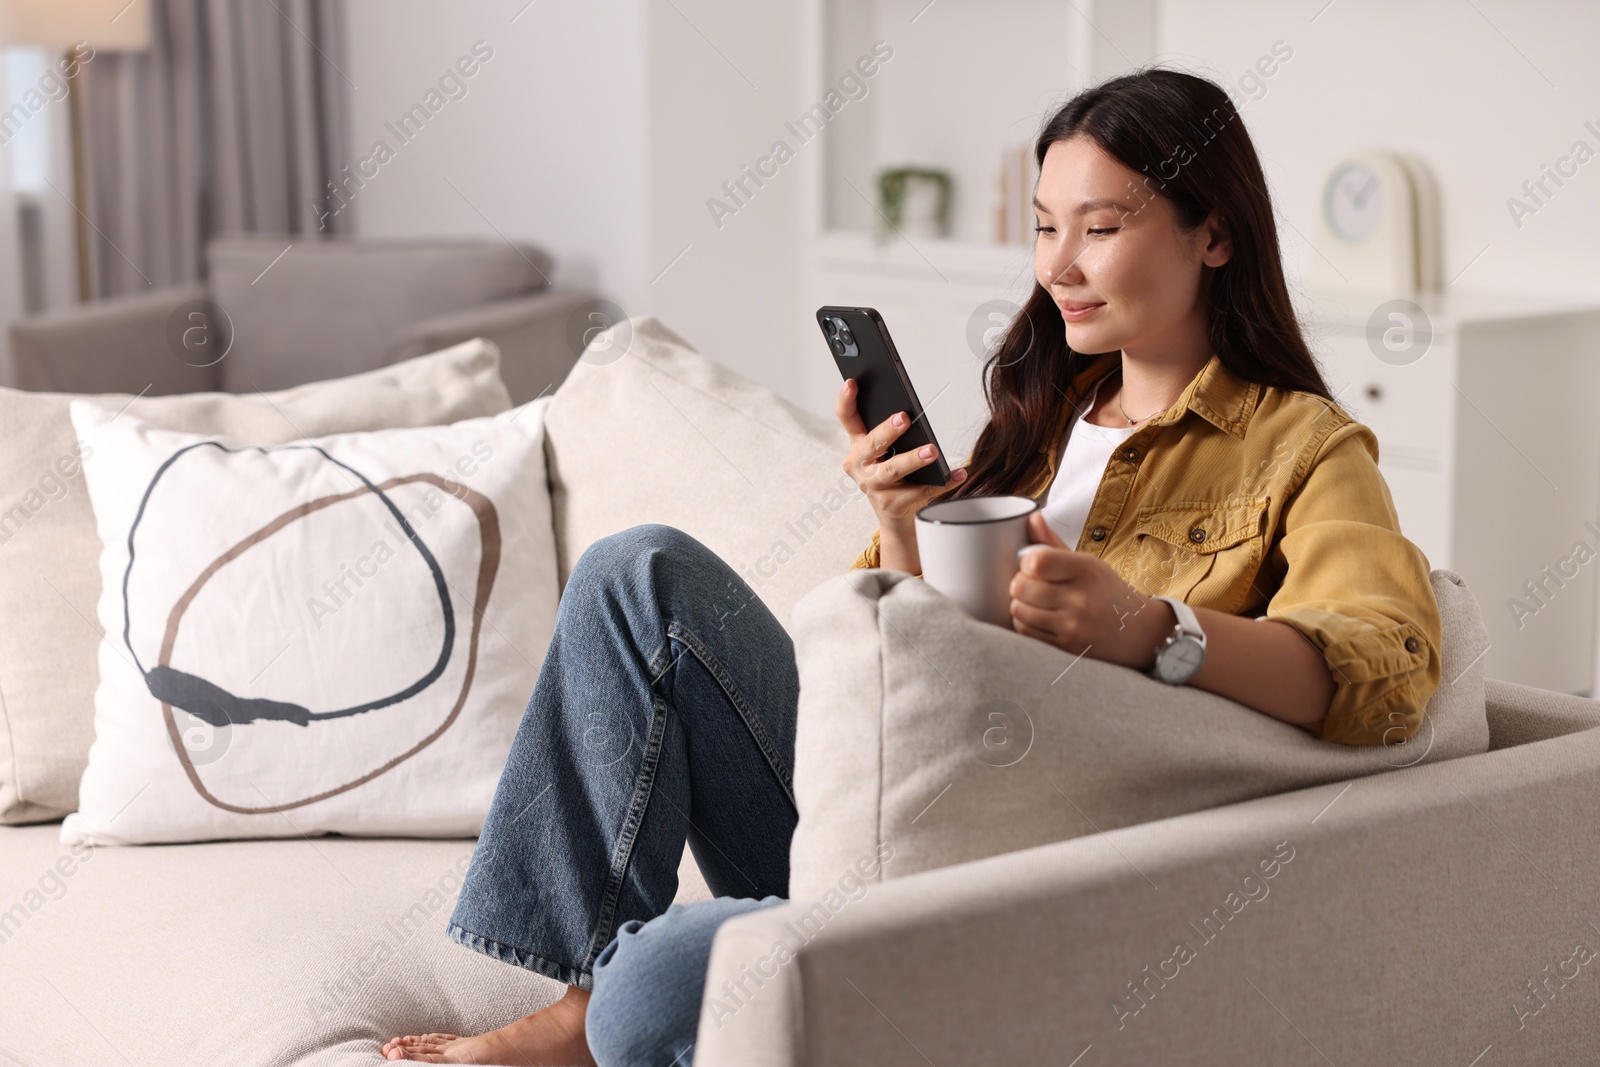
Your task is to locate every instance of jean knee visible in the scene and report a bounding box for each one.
[574,524,715,585]
[586,523,702,563]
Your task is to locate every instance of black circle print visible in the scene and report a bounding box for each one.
[123,441,502,814]
[126,443,457,728]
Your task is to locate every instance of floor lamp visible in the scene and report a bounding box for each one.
[0,0,151,302]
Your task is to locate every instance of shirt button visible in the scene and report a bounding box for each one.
[1090,526,1107,541]
[1121,446,1140,463]
[1405,636,1420,653]
[1189,527,1206,543]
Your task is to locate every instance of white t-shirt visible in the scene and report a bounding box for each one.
[1041,373,1139,549]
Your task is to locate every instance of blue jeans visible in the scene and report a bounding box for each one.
[445,524,798,1065]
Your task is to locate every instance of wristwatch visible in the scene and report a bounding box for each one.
[1148,595,1206,685]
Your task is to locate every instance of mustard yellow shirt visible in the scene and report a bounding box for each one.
[850,350,1442,747]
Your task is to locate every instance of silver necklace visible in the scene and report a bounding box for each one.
[1113,356,1209,428]
[1116,385,1164,426]
[1113,357,1205,425]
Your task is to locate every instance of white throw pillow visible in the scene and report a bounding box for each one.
[60,397,557,846]
[0,339,513,825]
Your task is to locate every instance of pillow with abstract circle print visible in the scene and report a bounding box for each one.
[60,395,557,846]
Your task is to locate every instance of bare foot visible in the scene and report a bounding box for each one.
[380,985,595,1065]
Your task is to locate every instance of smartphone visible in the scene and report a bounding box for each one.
[817,305,952,487]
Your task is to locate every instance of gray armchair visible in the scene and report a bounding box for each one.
[9,235,598,405]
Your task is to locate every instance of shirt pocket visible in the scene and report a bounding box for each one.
[1126,496,1270,611]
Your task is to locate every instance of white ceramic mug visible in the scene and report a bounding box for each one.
[914,495,1040,628]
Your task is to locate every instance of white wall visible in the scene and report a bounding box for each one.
[643,1,806,401]
[1155,0,1600,299]
[342,0,807,401]
[341,0,1600,414]
[341,0,651,313]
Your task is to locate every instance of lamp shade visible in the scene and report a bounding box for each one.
[0,0,152,52]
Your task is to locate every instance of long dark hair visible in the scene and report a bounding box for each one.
[932,67,1332,506]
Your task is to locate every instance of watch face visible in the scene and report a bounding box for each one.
[1325,163,1385,243]
[1157,635,1205,683]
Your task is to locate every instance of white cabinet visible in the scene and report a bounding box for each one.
[1302,289,1600,695]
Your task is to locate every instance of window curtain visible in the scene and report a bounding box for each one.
[75,0,349,298]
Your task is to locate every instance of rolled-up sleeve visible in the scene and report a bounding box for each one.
[850,527,923,578]
[1262,420,1442,746]
[851,528,881,572]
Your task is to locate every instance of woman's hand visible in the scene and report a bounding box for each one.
[1009,511,1175,671]
[836,378,967,533]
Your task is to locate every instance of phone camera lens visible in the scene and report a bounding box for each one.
[824,318,838,336]
[839,325,854,345]
[830,338,845,355]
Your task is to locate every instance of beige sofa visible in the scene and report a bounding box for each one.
[4,316,1599,1065]
[8,235,596,406]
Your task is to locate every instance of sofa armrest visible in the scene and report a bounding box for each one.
[697,725,1600,1064]
[1484,675,1600,749]
[9,284,220,395]
[383,287,596,406]
[781,568,1489,904]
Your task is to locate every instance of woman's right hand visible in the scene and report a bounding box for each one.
[836,378,967,534]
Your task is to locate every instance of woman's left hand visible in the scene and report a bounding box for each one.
[1009,511,1174,671]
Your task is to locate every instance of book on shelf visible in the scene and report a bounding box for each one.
[995,141,1040,245]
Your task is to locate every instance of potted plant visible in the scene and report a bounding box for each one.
[876,166,953,245]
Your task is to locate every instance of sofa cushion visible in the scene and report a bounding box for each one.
[786,567,1491,899]
[541,315,877,637]
[0,821,710,1064]
[0,341,513,826]
[0,824,527,1064]
[212,236,553,392]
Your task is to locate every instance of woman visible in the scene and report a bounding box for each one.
[382,67,1440,1065]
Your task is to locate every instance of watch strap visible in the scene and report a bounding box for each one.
[1153,595,1205,647]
